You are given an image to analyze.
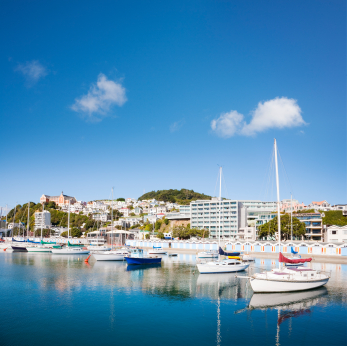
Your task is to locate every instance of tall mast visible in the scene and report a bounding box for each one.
[27,202,30,239]
[274,139,281,268]
[41,203,44,240]
[219,166,222,248]
[67,201,70,240]
[13,204,16,238]
[111,187,114,249]
[290,194,293,241]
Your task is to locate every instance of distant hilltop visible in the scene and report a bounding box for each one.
[138,189,211,205]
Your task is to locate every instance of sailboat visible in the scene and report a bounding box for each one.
[27,202,52,253]
[10,205,29,252]
[248,139,329,292]
[51,201,90,255]
[197,167,250,274]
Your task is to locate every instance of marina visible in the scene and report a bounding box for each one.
[0,251,346,346]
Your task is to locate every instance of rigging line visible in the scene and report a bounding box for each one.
[264,146,275,202]
[259,145,276,201]
[221,169,229,200]
[277,148,294,197]
[213,167,220,197]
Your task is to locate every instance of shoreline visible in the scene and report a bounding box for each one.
[137,246,347,264]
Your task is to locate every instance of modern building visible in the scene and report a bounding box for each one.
[294,213,323,241]
[324,225,347,243]
[190,198,247,239]
[34,210,51,230]
[40,191,77,206]
[237,226,257,241]
[179,205,191,215]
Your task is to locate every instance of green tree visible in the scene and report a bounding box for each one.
[157,232,165,239]
[34,228,51,237]
[46,201,57,209]
[258,214,306,240]
[145,233,150,239]
[145,223,153,232]
[155,220,162,231]
[322,211,347,226]
[70,227,82,237]
[164,218,169,225]
[116,198,125,201]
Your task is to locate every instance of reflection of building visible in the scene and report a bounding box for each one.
[34,210,51,230]
[40,191,77,206]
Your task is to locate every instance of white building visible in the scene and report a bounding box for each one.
[92,212,111,222]
[190,198,247,239]
[179,205,191,215]
[324,225,347,243]
[119,208,130,217]
[34,210,51,230]
[237,226,257,241]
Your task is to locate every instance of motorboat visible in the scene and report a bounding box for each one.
[197,250,218,258]
[87,244,111,251]
[125,256,162,265]
[10,245,28,252]
[197,258,250,274]
[93,249,129,261]
[147,246,167,255]
[27,245,51,253]
[51,247,90,254]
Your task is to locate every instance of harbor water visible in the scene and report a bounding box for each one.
[1,252,346,346]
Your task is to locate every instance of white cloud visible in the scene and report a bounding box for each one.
[15,60,48,85]
[170,120,185,133]
[210,110,244,138]
[211,97,306,138]
[71,73,127,120]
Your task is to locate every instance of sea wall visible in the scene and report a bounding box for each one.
[125,239,347,256]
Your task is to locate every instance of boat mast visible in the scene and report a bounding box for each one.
[290,194,293,241]
[111,187,114,249]
[274,139,281,269]
[219,166,222,250]
[27,201,30,240]
[41,202,44,240]
[67,201,70,241]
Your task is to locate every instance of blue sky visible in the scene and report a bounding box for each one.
[1,0,346,211]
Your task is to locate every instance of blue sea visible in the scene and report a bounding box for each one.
[1,253,346,346]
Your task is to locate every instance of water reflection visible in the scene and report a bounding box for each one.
[1,253,346,346]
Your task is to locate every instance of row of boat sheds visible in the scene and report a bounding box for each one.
[125,239,347,256]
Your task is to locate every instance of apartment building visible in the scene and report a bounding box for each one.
[92,212,111,222]
[34,210,51,230]
[294,213,323,241]
[179,205,191,215]
[190,198,247,239]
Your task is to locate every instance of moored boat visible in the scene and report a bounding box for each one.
[197,250,218,258]
[125,256,162,265]
[147,246,167,255]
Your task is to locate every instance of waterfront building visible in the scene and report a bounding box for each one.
[237,226,257,241]
[324,225,347,243]
[179,205,191,215]
[294,213,323,241]
[190,198,247,239]
[34,210,51,230]
[40,191,77,206]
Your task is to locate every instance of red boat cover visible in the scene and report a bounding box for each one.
[279,252,312,264]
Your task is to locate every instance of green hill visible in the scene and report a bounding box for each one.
[138,189,211,205]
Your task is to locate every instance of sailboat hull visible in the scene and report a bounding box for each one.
[197,262,249,274]
[250,277,329,293]
[11,246,28,252]
[27,247,51,253]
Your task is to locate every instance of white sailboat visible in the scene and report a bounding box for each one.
[27,202,51,253]
[52,201,90,255]
[197,167,250,274]
[93,188,128,261]
[248,139,329,292]
[197,250,218,258]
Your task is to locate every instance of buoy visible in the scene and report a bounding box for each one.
[84,255,91,263]
[4,248,7,251]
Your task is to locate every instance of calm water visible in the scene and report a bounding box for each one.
[1,252,346,346]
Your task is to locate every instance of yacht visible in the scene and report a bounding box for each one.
[197,250,218,258]
[93,249,129,261]
[147,246,167,255]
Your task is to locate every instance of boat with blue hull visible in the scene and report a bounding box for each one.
[125,256,162,265]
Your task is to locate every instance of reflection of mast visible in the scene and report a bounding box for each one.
[216,281,221,346]
[275,309,280,346]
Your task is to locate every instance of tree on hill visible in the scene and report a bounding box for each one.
[138,189,211,205]
[117,198,125,201]
[258,214,306,240]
